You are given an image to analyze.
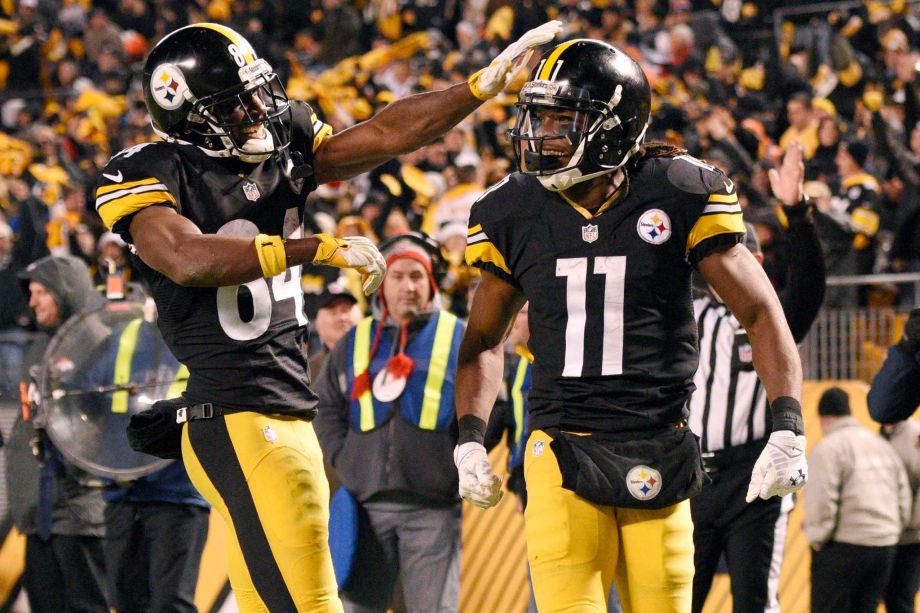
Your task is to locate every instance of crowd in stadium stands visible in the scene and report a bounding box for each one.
[2,0,920,342]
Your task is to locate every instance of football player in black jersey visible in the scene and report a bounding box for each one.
[453,39,810,612]
[95,21,561,612]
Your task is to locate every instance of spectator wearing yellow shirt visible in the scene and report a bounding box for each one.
[779,93,820,160]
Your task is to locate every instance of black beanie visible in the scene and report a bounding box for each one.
[842,138,870,168]
[818,387,851,417]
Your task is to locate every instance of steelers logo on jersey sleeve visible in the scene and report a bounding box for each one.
[637,209,672,245]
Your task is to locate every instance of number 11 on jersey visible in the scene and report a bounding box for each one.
[556,256,626,377]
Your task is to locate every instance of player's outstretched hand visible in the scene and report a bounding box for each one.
[468,20,563,101]
[768,142,805,206]
[454,442,504,509]
[746,430,808,502]
[312,234,387,295]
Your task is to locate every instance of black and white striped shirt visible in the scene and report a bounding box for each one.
[689,297,770,453]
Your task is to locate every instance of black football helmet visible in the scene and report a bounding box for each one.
[509,39,651,192]
[142,23,292,163]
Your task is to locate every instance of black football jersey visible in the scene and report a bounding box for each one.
[466,155,745,432]
[94,101,333,416]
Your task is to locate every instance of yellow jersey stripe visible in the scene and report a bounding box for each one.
[353,317,375,431]
[468,224,482,236]
[465,240,511,274]
[706,193,739,204]
[312,123,332,153]
[197,23,255,63]
[97,191,177,230]
[419,313,458,430]
[111,318,143,414]
[686,211,746,255]
[538,40,578,80]
[96,177,160,197]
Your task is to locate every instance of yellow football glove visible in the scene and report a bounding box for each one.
[312,234,387,295]
[468,20,563,101]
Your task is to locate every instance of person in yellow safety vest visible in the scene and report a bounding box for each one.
[314,232,466,613]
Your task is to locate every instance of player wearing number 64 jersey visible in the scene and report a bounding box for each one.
[454,39,808,613]
[96,21,563,612]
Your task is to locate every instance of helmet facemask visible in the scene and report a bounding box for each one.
[176,59,292,163]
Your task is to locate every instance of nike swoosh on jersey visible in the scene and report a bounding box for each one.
[102,170,123,182]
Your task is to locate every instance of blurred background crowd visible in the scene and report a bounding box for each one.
[2,0,920,398]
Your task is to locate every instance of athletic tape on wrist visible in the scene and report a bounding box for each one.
[255,234,287,278]
[312,233,341,264]
[458,414,487,445]
[770,396,804,435]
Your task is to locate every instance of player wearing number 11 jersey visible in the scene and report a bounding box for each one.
[95,21,563,612]
[453,39,809,613]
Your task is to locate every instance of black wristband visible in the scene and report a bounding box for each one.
[770,396,804,435]
[457,414,487,446]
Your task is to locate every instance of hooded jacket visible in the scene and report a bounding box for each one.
[5,255,107,537]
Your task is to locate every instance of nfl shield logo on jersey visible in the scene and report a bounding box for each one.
[243,182,260,202]
[582,224,599,243]
[637,209,672,245]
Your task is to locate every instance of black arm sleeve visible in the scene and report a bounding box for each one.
[777,205,826,343]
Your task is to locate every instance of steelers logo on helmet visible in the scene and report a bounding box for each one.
[150,64,189,111]
[626,465,662,501]
[637,209,672,245]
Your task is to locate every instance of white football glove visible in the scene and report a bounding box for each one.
[468,20,563,100]
[312,234,387,295]
[746,430,808,502]
[454,442,504,509]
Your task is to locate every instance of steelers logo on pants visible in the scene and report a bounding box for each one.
[626,465,662,501]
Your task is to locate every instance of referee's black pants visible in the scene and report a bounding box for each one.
[690,442,790,613]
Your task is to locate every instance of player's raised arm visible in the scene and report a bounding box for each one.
[312,21,561,184]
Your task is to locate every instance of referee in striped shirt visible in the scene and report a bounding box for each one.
[689,202,826,613]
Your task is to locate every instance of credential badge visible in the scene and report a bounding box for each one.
[243,182,260,201]
[582,223,599,243]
